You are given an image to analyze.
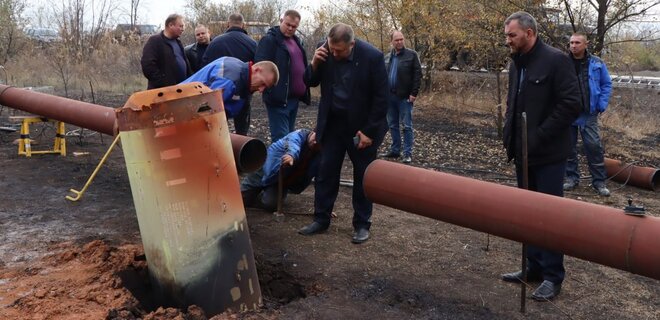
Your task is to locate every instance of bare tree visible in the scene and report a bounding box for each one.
[0,0,26,64]
[130,0,140,27]
[51,0,118,60]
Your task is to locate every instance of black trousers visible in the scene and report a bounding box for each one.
[515,160,566,285]
[314,111,377,230]
[234,95,252,135]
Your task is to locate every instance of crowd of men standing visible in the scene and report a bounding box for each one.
[140,9,613,302]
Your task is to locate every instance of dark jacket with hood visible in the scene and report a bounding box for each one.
[202,26,257,65]
[141,31,192,89]
[503,38,581,166]
[255,26,311,107]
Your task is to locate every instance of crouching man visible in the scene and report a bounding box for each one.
[241,129,320,211]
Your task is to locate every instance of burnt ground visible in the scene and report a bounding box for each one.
[0,88,658,320]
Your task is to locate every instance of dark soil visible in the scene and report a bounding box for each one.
[0,87,658,320]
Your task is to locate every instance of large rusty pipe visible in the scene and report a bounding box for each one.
[0,84,265,172]
[0,84,116,135]
[364,160,660,281]
[605,157,658,191]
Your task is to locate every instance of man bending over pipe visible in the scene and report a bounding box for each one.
[181,57,279,122]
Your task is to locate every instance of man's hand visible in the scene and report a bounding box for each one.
[282,154,294,167]
[408,95,417,103]
[311,42,329,71]
[356,131,373,150]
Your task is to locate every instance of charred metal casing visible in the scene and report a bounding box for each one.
[116,83,261,315]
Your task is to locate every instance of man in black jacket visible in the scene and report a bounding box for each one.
[500,12,580,301]
[254,9,310,142]
[140,14,191,89]
[381,30,422,164]
[203,13,258,135]
[297,23,388,244]
[184,24,211,73]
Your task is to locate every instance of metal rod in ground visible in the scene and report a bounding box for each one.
[277,166,284,215]
[520,112,529,313]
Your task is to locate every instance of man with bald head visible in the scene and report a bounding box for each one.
[298,23,388,244]
[184,24,211,72]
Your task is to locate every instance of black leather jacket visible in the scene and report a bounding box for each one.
[384,47,423,99]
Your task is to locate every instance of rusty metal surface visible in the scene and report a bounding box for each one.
[118,85,261,315]
[0,83,265,173]
[0,84,116,135]
[230,133,267,173]
[364,160,660,281]
[605,158,658,191]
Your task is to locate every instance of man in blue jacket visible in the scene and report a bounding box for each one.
[254,9,311,142]
[181,57,279,119]
[563,32,613,197]
[202,13,258,135]
[297,23,388,244]
[241,129,320,212]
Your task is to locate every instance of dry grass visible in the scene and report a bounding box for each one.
[422,71,659,161]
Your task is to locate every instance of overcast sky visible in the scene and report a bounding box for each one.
[126,0,320,26]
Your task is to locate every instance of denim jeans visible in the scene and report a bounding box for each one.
[565,114,607,187]
[266,98,299,142]
[386,95,414,157]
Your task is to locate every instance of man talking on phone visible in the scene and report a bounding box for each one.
[297,23,388,244]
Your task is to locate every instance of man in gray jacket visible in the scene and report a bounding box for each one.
[380,30,422,164]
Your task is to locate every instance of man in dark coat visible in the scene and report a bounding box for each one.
[297,23,388,244]
[140,14,192,89]
[500,11,581,302]
[184,24,211,73]
[203,13,258,135]
[254,9,311,142]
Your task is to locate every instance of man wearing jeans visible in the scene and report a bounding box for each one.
[380,30,422,163]
[254,9,310,142]
[563,32,612,197]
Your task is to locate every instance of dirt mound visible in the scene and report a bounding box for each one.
[0,241,142,319]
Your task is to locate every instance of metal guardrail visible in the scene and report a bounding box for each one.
[610,75,660,90]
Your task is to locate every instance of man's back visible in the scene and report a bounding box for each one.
[203,27,257,65]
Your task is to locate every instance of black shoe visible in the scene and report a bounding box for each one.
[298,222,328,235]
[379,151,400,158]
[501,270,542,283]
[351,228,370,244]
[531,280,561,301]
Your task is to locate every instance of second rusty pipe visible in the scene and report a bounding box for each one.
[364,160,660,281]
[0,84,265,172]
[605,158,658,191]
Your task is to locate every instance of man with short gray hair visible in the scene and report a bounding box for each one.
[500,11,580,301]
[298,23,388,244]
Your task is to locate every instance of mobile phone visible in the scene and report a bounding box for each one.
[323,40,329,51]
[353,135,360,147]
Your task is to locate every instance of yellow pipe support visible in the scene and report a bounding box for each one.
[66,134,121,202]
